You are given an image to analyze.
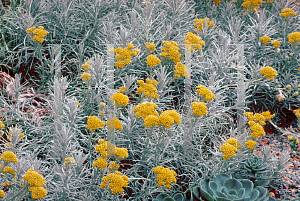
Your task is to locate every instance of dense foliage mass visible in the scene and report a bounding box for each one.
[0,0,300,200]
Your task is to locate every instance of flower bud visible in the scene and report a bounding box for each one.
[286,84,292,90]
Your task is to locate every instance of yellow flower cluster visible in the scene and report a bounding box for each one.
[99,102,106,107]
[27,26,49,43]
[0,190,5,198]
[241,0,262,12]
[110,93,129,106]
[146,55,161,67]
[160,41,181,63]
[260,66,278,81]
[226,138,242,150]
[82,61,91,71]
[145,42,156,53]
[245,140,257,150]
[7,128,25,142]
[109,161,120,171]
[0,121,4,129]
[136,79,159,99]
[271,40,280,48]
[93,157,107,170]
[114,43,139,68]
[0,151,18,163]
[86,116,105,131]
[81,72,91,81]
[1,165,16,175]
[100,171,129,194]
[143,115,160,127]
[95,140,129,159]
[29,186,48,199]
[193,18,215,32]
[245,111,274,125]
[158,110,181,128]
[260,36,271,44]
[287,32,300,43]
[280,8,296,18]
[219,142,237,159]
[184,32,205,52]
[248,121,265,138]
[153,166,177,188]
[174,62,189,78]
[64,157,75,165]
[196,86,215,102]
[293,109,300,117]
[119,86,127,94]
[133,102,159,119]
[214,0,222,4]
[23,169,47,199]
[106,118,123,130]
[191,102,208,117]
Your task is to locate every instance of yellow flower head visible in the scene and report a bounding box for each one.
[288,135,299,144]
[133,102,159,119]
[145,42,156,53]
[29,186,48,199]
[287,32,300,43]
[146,54,161,67]
[26,27,37,34]
[28,26,49,43]
[196,86,215,102]
[193,18,215,32]
[93,157,107,170]
[226,138,242,149]
[82,61,91,71]
[109,161,120,171]
[0,190,5,198]
[86,116,105,131]
[114,147,129,159]
[119,86,127,94]
[248,121,266,138]
[260,36,271,45]
[184,32,205,52]
[245,140,257,150]
[241,0,262,12]
[271,40,280,48]
[260,66,278,81]
[0,121,5,129]
[219,143,237,159]
[191,102,208,117]
[81,72,91,81]
[153,166,177,188]
[110,93,129,106]
[2,166,16,175]
[143,115,160,127]
[99,111,105,116]
[280,8,296,18]
[261,111,275,120]
[106,118,123,130]
[64,157,75,165]
[95,140,116,157]
[158,110,181,128]
[1,151,18,163]
[100,172,129,194]
[99,102,106,108]
[113,44,139,68]
[136,79,159,99]
[174,62,189,78]
[293,109,300,117]
[23,169,46,187]
[160,41,181,63]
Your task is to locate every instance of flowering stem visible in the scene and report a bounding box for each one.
[13,183,30,201]
[142,127,153,160]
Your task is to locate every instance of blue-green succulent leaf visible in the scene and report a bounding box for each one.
[249,189,259,200]
[228,190,238,196]
[209,181,218,194]
[254,179,269,188]
[227,195,239,200]
[192,186,201,200]
[163,198,175,201]
[255,186,267,201]
[224,179,243,191]
[216,197,232,201]
[199,181,214,201]
[173,193,184,201]
[221,187,228,194]
[238,188,245,198]
[184,189,193,201]
[157,194,171,201]
[239,179,253,197]
[213,174,231,190]
[216,190,227,198]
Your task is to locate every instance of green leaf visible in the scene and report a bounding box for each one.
[216,190,227,198]
[228,195,239,200]
[228,190,238,196]
[157,194,171,201]
[216,197,232,201]
[254,179,269,188]
[254,186,267,201]
[199,180,214,201]
[209,181,218,195]
[249,189,259,200]
[239,179,253,197]
[163,198,175,201]
[213,174,231,190]
[184,189,193,201]
[221,187,228,194]
[173,193,184,201]
[238,188,245,198]
[224,179,243,192]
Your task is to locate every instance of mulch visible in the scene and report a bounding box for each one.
[254,130,300,200]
